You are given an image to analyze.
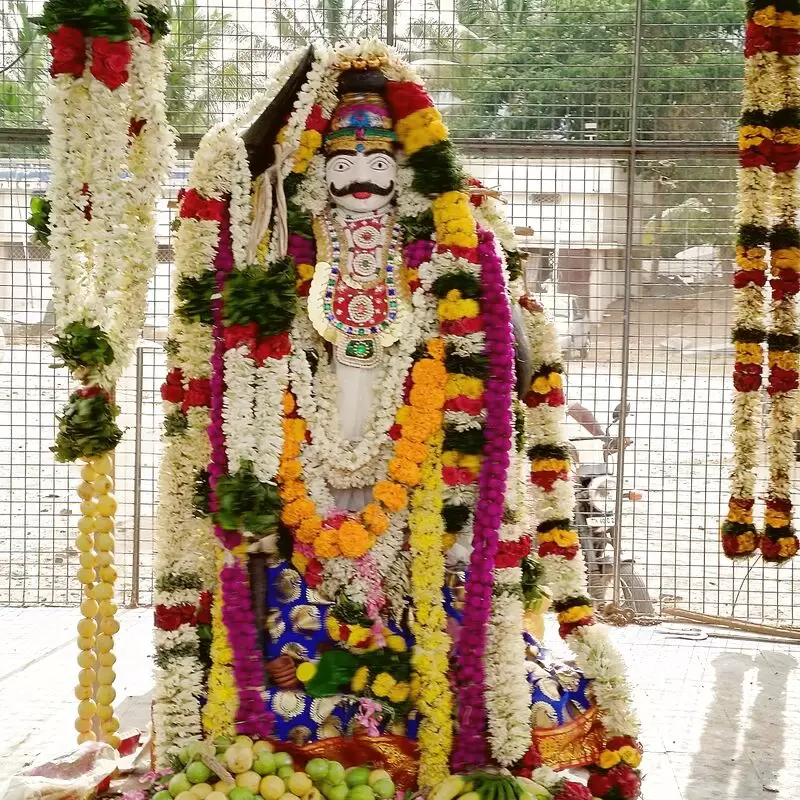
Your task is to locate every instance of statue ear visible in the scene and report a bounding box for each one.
[242,46,316,178]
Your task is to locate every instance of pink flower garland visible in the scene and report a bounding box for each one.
[451,229,516,770]
[208,201,273,738]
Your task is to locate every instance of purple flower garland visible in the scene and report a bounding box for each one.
[207,202,273,739]
[451,229,516,771]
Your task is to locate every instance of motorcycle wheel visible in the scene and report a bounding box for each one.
[619,562,655,616]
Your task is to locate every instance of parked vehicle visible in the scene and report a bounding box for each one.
[537,289,592,360]
[567,404,654,615]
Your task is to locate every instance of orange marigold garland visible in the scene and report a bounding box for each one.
[725,0,800,562]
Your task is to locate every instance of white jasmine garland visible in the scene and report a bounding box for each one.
[223,347,259,473]
[484,588,532,765]
[445,409,487,431]
[253,358,290,482]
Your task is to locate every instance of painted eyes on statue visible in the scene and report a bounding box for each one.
[368,155,392,171]
[330,158,353,173]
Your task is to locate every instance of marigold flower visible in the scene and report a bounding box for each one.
[438,297,480,320]
[283,417,307,442]
[326,614,342,641]
[445,375,484,399]
[388,681,411,703]
[427,338,446,361]
[297,262,315,281]
[281,498,316,527]
[314,528,342,559]
[371,672,397,697]
[412,359,448,387]
[388,457,422,487]
[351,665,369,692]
[362,502,390,535]
[558,604,595,624]
[618,745,642,767]
[291,551,309,575]
[410,385,446,412]
[282,392,296,415]
[778,537,799,558]
[337,519,372,558]
[402,409,443,442]
[374,480,408,512]
[347,624,372,647]
[296,515,323,544]
[395,438,429,464]
[598,749,622,770]
[277,458,302,482]
[280,480,306,503]
[459,454,482,471]
[386,634,407,653]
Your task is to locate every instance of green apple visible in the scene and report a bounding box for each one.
[320,782,348,800]
[169,774,193,797]
[186,762,213,785]
[367,772,391,789]
[237,772,263,794]
[326,763,346,787]
[371,780,394,800]
[178,748,193,766]
[289,774,314,797]
[253,752,277,776]
[191,784,213,799]
[228,788,255,800]
[253,741,274,755]
[259,776,286,800]
[273,752,294,770]
[176,792,197,800]
[206,793,228,800]
[226,745,254,775]
[277,767,295,781]
[305,759,329,783]
[345,769,370,789]
[154,791,173,800]
[347,786,375,800]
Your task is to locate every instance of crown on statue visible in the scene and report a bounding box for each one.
[325,69,397,155]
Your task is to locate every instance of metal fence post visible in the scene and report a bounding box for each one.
[129,344,144,608]
[611,0,645,606]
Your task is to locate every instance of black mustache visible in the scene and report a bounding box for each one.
[329,180,395,198]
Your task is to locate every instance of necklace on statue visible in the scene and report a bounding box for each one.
[309,211,406,369]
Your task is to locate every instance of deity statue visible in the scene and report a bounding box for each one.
[154,42,642,800]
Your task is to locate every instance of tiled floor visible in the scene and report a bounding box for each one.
[1,608,799,799]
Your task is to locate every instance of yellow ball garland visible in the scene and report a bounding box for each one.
[73,452,120,748]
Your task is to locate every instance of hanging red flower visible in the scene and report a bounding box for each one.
[90,37,132,91]
[48,26,86,78]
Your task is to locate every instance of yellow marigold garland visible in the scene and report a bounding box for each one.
[408,428,453,788]
[201,547,239,739]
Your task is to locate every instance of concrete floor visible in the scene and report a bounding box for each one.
[1,608,799,799]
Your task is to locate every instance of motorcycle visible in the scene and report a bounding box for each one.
[566,404,654,615]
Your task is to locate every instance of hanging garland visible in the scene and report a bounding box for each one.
[725,0,800,563]
[34,0,174,748]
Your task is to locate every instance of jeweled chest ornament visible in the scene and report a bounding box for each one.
[310,210,404,368]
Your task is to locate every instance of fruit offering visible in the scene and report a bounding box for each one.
[428,773,557,800]
[151,737,398,800]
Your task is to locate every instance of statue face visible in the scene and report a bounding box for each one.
[326,150,397,214]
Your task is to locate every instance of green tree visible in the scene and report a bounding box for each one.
[166,0,277,133]
[0,0,48,126]
[271,0,384,48]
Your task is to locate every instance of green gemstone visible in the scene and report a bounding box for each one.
[345,340,375,359]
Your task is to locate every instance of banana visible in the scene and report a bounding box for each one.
[515,778,551,800]
[430,776,468,800]
[458,792,482,800]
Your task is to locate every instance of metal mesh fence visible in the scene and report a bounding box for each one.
[1,0,795,625]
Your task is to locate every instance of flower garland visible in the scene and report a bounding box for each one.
[726,0,800,563]
[479,231,532,768]
[520,298,642,799]
[153,47,319,763]
[37,0,173,750]
[201,548,237,740]
[407,351,453,788]
[448,228,516,772]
